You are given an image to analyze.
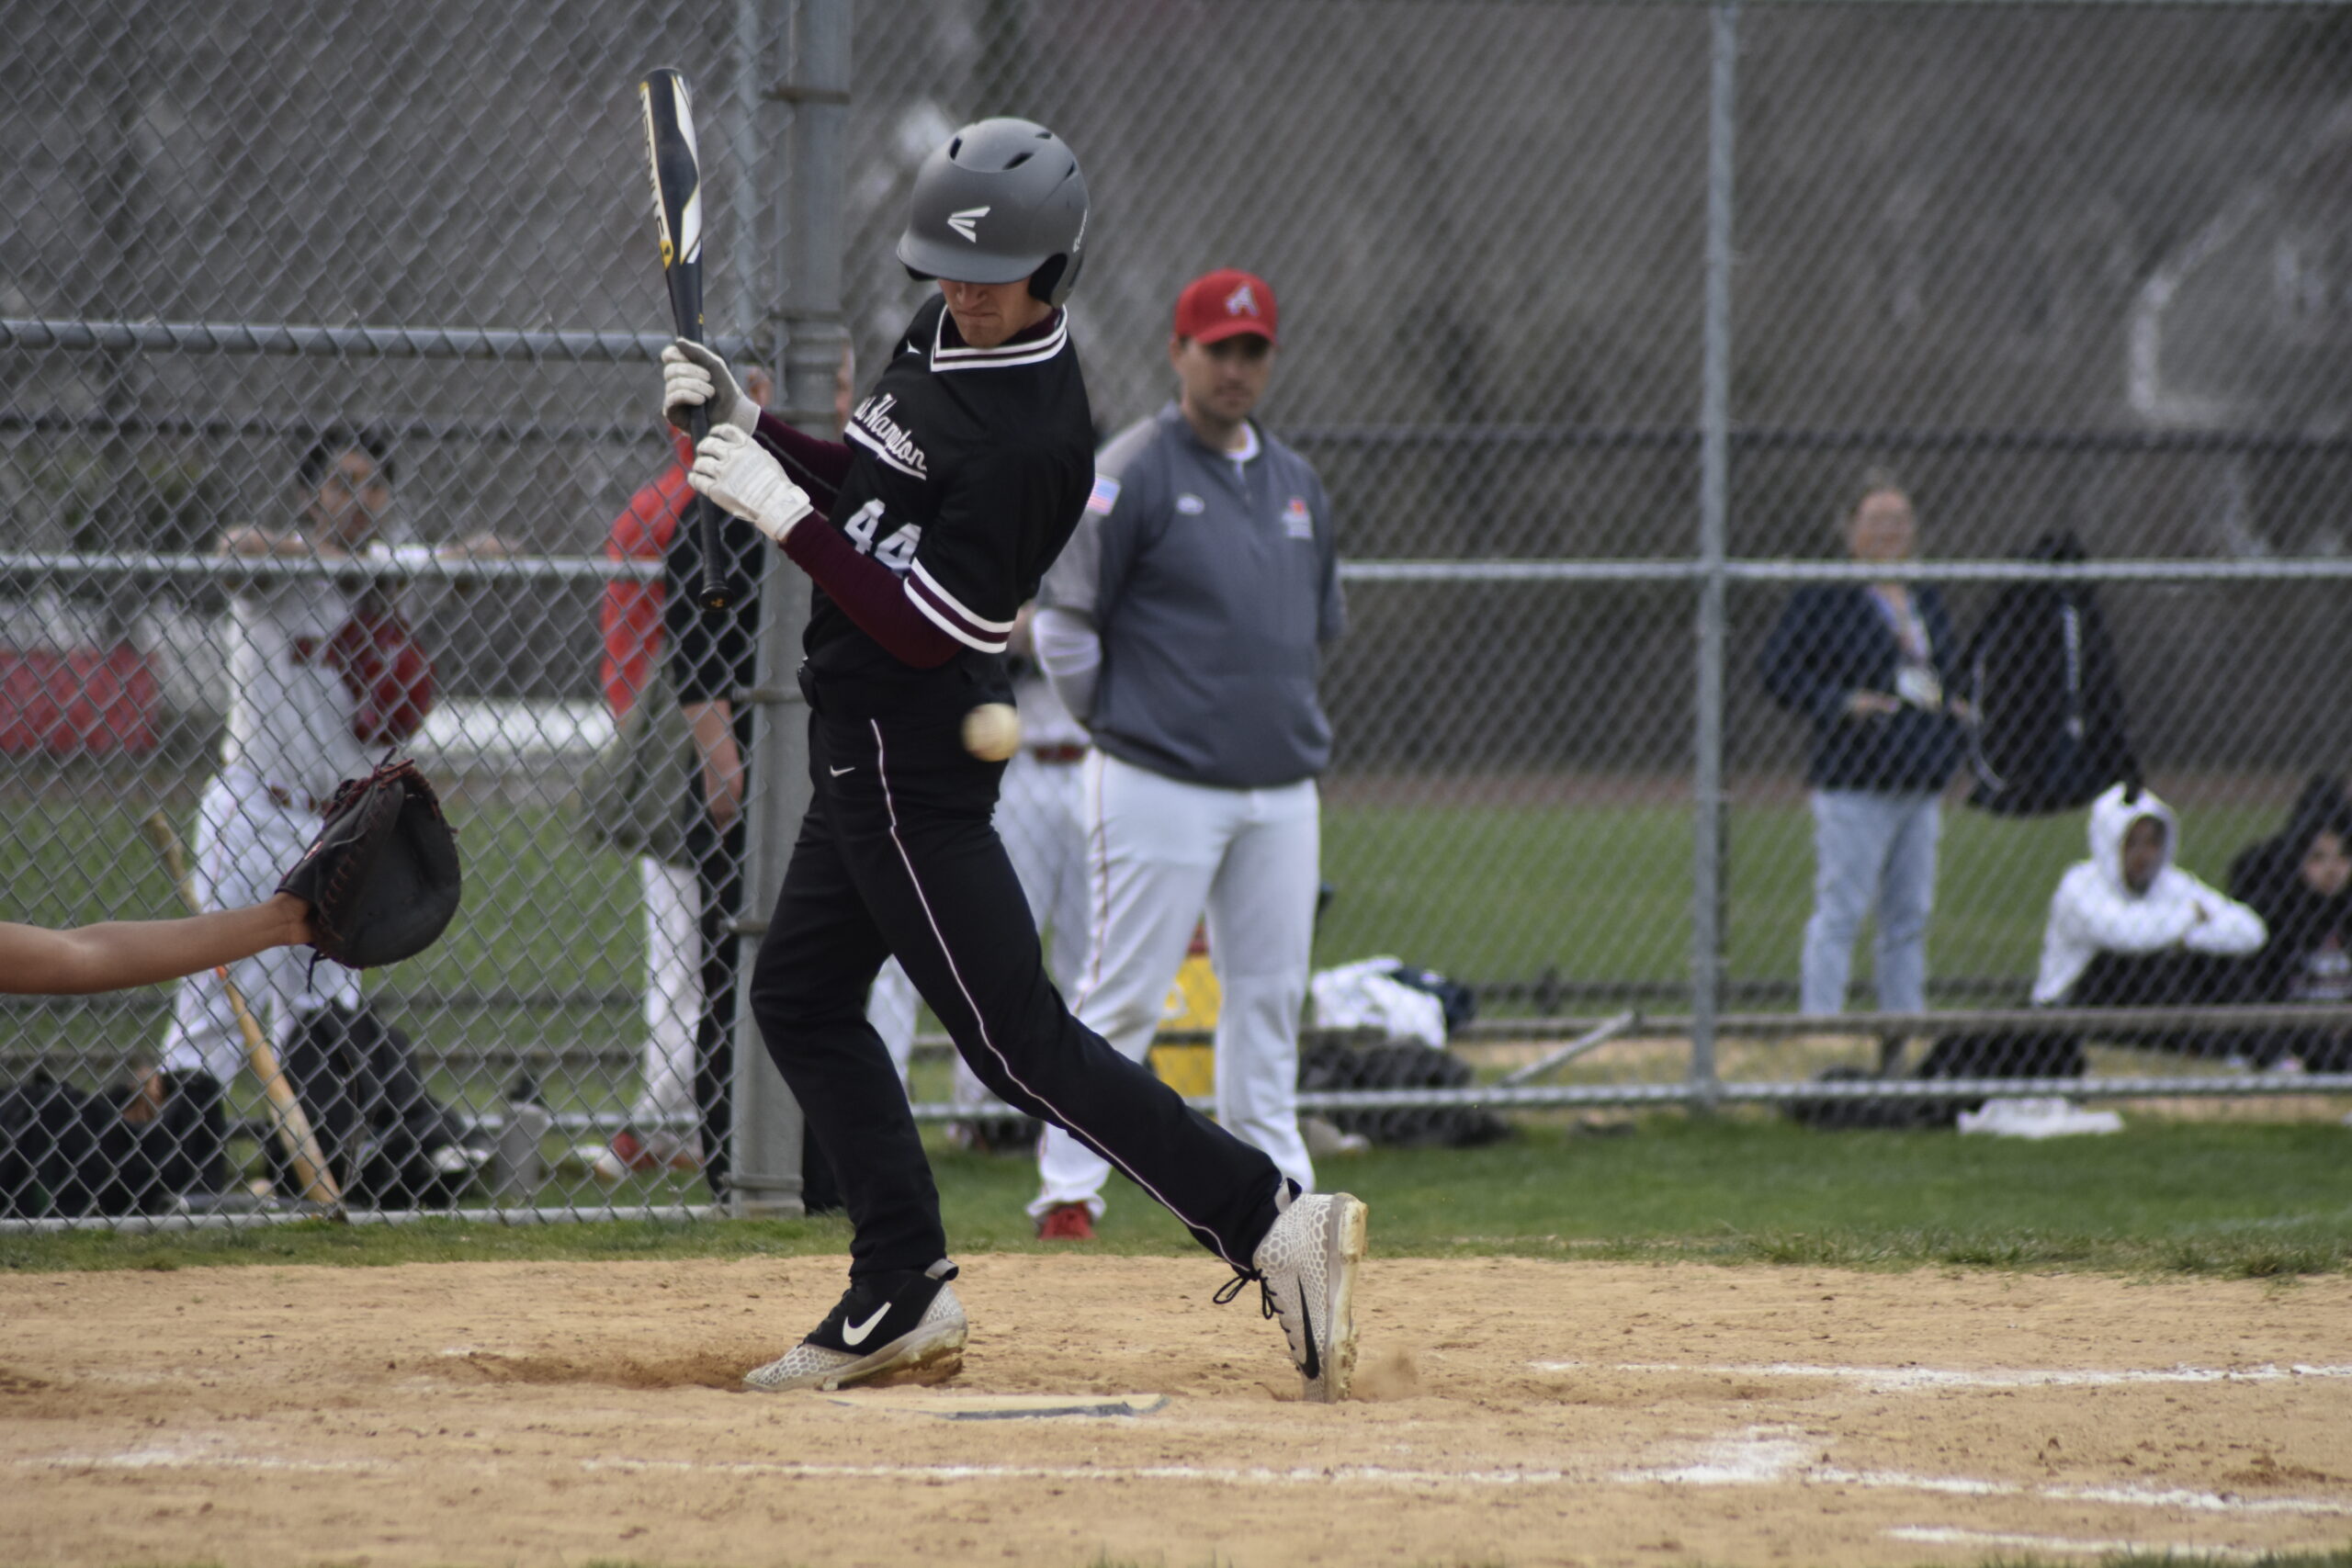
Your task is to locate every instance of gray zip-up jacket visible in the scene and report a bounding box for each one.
[1038,403,1343,789]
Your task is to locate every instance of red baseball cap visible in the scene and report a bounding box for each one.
[1173,268,1278,345]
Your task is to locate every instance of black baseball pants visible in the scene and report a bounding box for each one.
[748,702,1283,1279]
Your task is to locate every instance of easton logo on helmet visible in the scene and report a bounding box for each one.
[947,205,989,242]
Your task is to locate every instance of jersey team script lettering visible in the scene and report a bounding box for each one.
[847,392,929,479]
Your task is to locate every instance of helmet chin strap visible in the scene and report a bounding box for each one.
[1026,254,1067,304]
[1029,249,1083,306]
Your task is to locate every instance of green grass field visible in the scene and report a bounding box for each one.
[7,1116,2348,1279]
[1,783,2288,1002]
[1,782,2314,1190]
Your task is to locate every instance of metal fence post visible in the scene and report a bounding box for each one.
[726,0,852,1218]
[778,0,851,437]
[1689,1,1739,1113]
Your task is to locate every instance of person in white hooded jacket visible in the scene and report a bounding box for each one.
[2032,782,2267,1014]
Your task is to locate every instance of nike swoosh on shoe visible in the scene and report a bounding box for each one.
[840,1303,891,1346]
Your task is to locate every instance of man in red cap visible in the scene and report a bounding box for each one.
[1028,268,1346,1240]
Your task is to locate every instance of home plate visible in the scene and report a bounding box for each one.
[818,1390,1170,1420]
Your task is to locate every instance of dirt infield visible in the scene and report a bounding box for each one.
[6,1256,2350,1567]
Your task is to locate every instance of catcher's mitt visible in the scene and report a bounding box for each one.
[277,759,462,968]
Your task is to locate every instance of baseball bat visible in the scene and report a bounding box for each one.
[140,813,345,1215]
[639,65,731,615]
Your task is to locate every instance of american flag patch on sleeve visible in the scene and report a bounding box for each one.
[1084,474,1121,515]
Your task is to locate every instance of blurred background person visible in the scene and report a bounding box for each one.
[1030,267,1343,1239]
[1758,469,1968,1019]
[2034,782,2265,1027]
[2228,774,2352,1072]
[584,367,775,1183]
[153,428,484,1207]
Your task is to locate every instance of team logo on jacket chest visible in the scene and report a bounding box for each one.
[1283,496,1314,538]
[850,392,928,479]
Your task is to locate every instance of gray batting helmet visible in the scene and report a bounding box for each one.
[896,118,1089,306]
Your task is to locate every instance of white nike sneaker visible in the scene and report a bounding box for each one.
[427,1144,492,1179]
[1244,1186,1368,1404]
[743,1258,967,1393]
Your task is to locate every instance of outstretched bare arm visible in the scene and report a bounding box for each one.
[0,893,311,995]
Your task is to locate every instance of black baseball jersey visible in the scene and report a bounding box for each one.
[807,294,1094,714]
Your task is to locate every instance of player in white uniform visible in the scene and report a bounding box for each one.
[156,440,388,1094]
[153,431,481,1201]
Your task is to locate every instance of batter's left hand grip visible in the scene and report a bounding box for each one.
[690,403,730,613]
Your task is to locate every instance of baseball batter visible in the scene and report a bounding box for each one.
[662,118,1366,1403]
[1030,268,1344,1238]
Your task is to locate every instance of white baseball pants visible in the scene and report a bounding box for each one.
[1032,752,1319,1219]
[632,855,704,1163]
[159,771,358,1086]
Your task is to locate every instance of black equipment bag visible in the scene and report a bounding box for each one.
[1296,1038,1510,1149]
[269,1002,475,1208]
[1783,1032,2087,1132]
[1962,530,2140,817]
[0,1073,219,1218]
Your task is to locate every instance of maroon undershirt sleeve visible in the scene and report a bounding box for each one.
[753,410,854,513]
[779,522,965,669]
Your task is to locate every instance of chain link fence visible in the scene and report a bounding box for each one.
[6,0,2352,1229]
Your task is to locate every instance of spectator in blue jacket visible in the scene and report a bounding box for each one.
[1759,470,1968,1017]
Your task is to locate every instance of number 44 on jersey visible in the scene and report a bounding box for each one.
[840,500,922,574]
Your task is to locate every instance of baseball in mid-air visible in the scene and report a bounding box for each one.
[962,702,1022,762]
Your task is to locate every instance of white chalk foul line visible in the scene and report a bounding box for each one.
[18,1432,2352,1526]
[1532,1359,2352,1393]
[579,1456,1600,1488]
[1612,1428,1814,1486]
[1621,1427,2352,1522]
[586,1438,2352,1521]
[1817,1467,2352,1519]
[15,1446,390,1475]
[1886,1527,2261,1561]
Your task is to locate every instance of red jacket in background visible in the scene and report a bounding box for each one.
[0,646,159,755]
[601,432,696,721]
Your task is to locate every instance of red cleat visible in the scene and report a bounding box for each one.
[583,1129,660,1184]
[1036,1201,1095,1242]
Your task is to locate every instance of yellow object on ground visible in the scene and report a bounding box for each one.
[1148,948,1220,1095]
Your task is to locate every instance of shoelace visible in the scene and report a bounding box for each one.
[1211,1268,1278,1324]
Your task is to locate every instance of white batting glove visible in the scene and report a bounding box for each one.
[689,424,812,545]
[662,340,760,434]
